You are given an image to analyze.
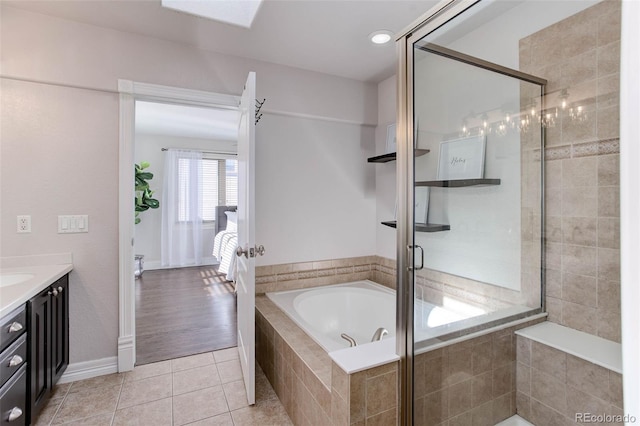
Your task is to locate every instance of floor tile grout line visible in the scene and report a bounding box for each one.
[45,382,74,425]
[109,378,125,426]
[43,349,243,425]
[171,364,175,426]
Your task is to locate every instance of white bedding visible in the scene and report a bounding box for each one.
[213,230,237,282]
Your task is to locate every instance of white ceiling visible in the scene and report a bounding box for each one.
[5,0,439,83]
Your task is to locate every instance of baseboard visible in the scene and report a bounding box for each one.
[58,356,119,384]
[144,257,219,271]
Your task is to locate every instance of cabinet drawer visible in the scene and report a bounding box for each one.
[0,307,26,354]
[0,334,26,387]
[0,364,27,426]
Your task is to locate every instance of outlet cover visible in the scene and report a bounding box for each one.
[17,215,31,233]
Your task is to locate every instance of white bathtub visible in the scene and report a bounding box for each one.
[266,280,487,353]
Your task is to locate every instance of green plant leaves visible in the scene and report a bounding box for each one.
[135,162,159,224]
[137,172,153,180]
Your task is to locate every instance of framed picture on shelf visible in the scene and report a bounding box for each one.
[414,187,429,224]
[386,124,397,153]
[392,187,429,225]
[436,135,486,180]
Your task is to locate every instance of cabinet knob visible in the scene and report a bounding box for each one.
[52,288,59,296]
[8,355,23,367]
[7,322,23,333]
[7,407,23,422]
[58,286,63,292]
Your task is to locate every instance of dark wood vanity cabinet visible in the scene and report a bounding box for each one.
[28,275,69,424]
[50,278,69,387]
[0,306,28,425]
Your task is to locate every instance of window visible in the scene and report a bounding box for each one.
[177,158,238,222]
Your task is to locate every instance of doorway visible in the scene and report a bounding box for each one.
[133,100,239,364]
[117,80,241,371]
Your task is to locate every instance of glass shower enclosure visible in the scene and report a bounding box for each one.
[395,1,551,423]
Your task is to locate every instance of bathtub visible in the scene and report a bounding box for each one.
[266,280,487,353]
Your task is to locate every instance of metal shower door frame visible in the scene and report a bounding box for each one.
[395,1,547,424]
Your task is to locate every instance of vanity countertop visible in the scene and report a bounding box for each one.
[0,263,73,317]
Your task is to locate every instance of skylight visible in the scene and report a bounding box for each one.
[161,0,264,28]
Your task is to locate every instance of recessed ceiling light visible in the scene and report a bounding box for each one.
[369,30,394,45]
[162,0,264,29]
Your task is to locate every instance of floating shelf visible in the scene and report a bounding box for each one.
[367,149,430,163]
[381,221,451,233]
[416,178,501,187]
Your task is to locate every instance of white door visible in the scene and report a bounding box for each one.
[236,72,256,405]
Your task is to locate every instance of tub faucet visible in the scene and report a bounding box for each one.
[341,333,357,347]
[371,327,388,342]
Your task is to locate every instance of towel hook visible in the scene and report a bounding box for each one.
[255,98,266,124]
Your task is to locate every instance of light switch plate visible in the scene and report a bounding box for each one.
[58,215,89,233]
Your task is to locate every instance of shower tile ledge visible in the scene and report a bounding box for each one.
[515,321,622,373]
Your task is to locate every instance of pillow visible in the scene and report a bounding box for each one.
[224,211,238,232]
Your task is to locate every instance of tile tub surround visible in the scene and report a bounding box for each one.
[255,296,399,425]
[257,255,530,315]
[255,256,396,294]
[520,0,622,342]
[412,317,545,426]
[515,334,624,425]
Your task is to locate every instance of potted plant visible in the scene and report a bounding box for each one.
[134,161,159,224]
[134,161,159,278]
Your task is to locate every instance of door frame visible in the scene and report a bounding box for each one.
[117,80,239,371]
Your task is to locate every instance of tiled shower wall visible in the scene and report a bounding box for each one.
[412,318,545,426]
[520,0,621,342]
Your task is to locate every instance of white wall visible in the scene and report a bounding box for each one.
[1,78,121,363]
[620,0,640,415]
[256,114,376,265]
[0,6,377,365]
[375,75,397,260]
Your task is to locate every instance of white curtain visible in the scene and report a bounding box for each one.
[161,149,204,267]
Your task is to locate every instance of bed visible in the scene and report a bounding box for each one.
[213,206,238,282]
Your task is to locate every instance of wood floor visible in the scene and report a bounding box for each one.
[135,265,237,365]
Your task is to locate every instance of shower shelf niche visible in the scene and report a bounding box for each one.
[367,149,430,163]
[416,178,501,187]
[381,221,450,232]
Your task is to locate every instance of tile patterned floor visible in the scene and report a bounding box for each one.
[34,348,293,426]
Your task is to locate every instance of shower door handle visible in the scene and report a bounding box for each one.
[407,245,424,271]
